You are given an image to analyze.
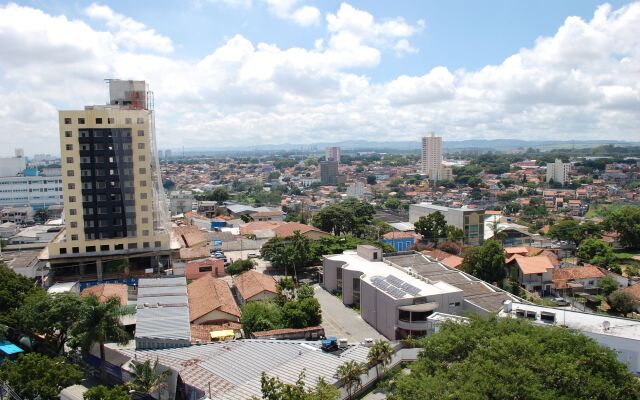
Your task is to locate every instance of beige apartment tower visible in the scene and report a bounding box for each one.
[44,80,171,283]
[421,132,443,181]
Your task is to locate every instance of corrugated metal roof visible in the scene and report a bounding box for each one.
[135,307,191,341]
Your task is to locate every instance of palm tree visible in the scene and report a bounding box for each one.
[490,219,506,244]
[128,358,171,399]
[69,295,134,383]
[336,360,367,400]
[367,340,394,380]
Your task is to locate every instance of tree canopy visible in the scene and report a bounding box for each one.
[0,353,83,400]
[577,238,617,269]
[258,371,339,400]
[311,199,375,236]
[84,385,130,400]
[240,300,283,336]
[413,212,447,243]
[603,205,640,249]
[391,316,640,400]
[0,263,40,325]
[547,219,602,245]
[460,240,506,284]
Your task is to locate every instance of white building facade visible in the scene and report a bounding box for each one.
[546,159,570,185]
[0,175,64,209]
[421,133,443,180]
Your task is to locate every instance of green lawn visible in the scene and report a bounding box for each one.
[585,203,625,218]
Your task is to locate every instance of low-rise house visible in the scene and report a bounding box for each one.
[233,270,278,304]
[381,231,418,252]
[552,266,606,294]
[509,255,555,295]
[184,259,225,281]
[187,275,240,325]
[81,283,129,305]
[622,283,640,313]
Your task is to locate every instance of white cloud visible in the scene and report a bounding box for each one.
[393,39,418,57]
[84,3,174,54]
[262,0,320,26]
[0,2,639,155]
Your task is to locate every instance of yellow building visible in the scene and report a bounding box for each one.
[43,80,172,282]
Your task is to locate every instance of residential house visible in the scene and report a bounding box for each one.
[552,266,606,294]
[187,275,241,325]
[184,259,225,281]
[381,231,418,252]
[81,283,129,305]
[233,270,278,304]
[510,255,555,295]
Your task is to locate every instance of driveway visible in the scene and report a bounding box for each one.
[314,285,385,343]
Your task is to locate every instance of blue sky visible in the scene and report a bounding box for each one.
[0,1,638,153]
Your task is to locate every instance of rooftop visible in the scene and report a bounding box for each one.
[326,251,462,299]
[187,275,240,322]
[113,340,371,400]
[233,270,277,300]
[513,255,554,274]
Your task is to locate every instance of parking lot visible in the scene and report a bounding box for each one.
[314,285,385,343]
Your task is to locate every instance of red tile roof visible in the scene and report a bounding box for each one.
[514,255,554,274]
[187,275,240,322]
[81,284,128,305]
[234,270,277,300]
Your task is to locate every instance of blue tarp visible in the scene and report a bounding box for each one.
[0,341,24,356]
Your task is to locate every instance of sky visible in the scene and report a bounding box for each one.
[0,1,639,155]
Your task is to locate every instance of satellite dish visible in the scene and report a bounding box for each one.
[603,321,610,331]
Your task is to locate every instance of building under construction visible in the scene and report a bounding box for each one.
[41,80,177,285]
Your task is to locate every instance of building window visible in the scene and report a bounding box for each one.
[137,130,144,137]
[68,183,75,190]
[66,157,73,163]
[154,241,161,248]
[71,235,78,241]
[77,118,85,124]
[69,209,77,215]
[199,266,212,273]
[65,131,72,137]
[128,243,138,250]
[143,242,150,248]
[142,230,149,236]
[141,205,148,211]
[137,117,144,124]
[125,118,132,124]
[140,193,147,199]
[100,244,110,251]
[95,118,103,124]
[67,170,74,177]
[86,246,96,252]
[107,117,115,124]
[140,180,147,187]
[70,222,77,228]
[59,248,67,254]
[72,247,79,253]
[115,244,124,250]
[141,217,148,224]
[64,118,72,124]
[139,168,146,174]
[69,196,76,203]
[137,143,145,150]
[65,144,73,151]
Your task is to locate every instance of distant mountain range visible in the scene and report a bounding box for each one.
[171,139,639,155]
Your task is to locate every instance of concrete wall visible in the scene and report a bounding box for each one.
[322,258,345,293]
[342,268,363,306]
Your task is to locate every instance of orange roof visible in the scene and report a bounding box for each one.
[485,210,502,215]
[240,221,284,235]
[273,222,329,238]
[422,249,452,261]
[179,246,211,260]
[234,270,277,300]
[622,283,640,301]
[252,325,323,338]
[187,275,240,322]
[382,231,417,240]
[253,211,284,217]
[441,255,463,269]
[552,266,605,281]
[173,225,207,248]
[505,247,529,255]
[515,255,554,274]
[81,284,128,305]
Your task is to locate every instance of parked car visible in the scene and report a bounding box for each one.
[247,253,259,259]
[553,297,570,307]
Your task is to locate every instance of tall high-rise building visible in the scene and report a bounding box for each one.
[325,146,341,163]
[546,159,570,186]
[46,80,170,279]
[421,132,442,180]
[320,160,339,185]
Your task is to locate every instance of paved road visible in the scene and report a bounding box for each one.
[314,285,385,343]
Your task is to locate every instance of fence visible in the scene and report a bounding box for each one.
[0,379,22,400]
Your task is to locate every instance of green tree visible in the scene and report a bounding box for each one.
[391,316,640,400]
[445,225,464,244]
[0,263,39,325]
[577,238,616,268]
[488,219,506,244]
[548,219,603,246]
[366,175,377,185]
[367,340,394,380]
[384,198,401,210]
[281,297,322,328]
[460,240,506,285]
[504,202,521,216]
[336,360,367,400]
[225,259,256,276]
[0,353,83,400]
[15,291,85,354]
[34,208,48,223]
[240,300,283,336]
[84,385,130,400]
[603,206,640,249]
[413,212,447,243]
[296,284,315,300]
[312,199,374,237]
[598,275,619,296]
[127,358,171,398]
[68,295,134,383]
[608,290,636,316]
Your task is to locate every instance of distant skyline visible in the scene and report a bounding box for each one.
[0,1,638,154]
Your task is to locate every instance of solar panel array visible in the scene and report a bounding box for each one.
[370,275,422,299]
